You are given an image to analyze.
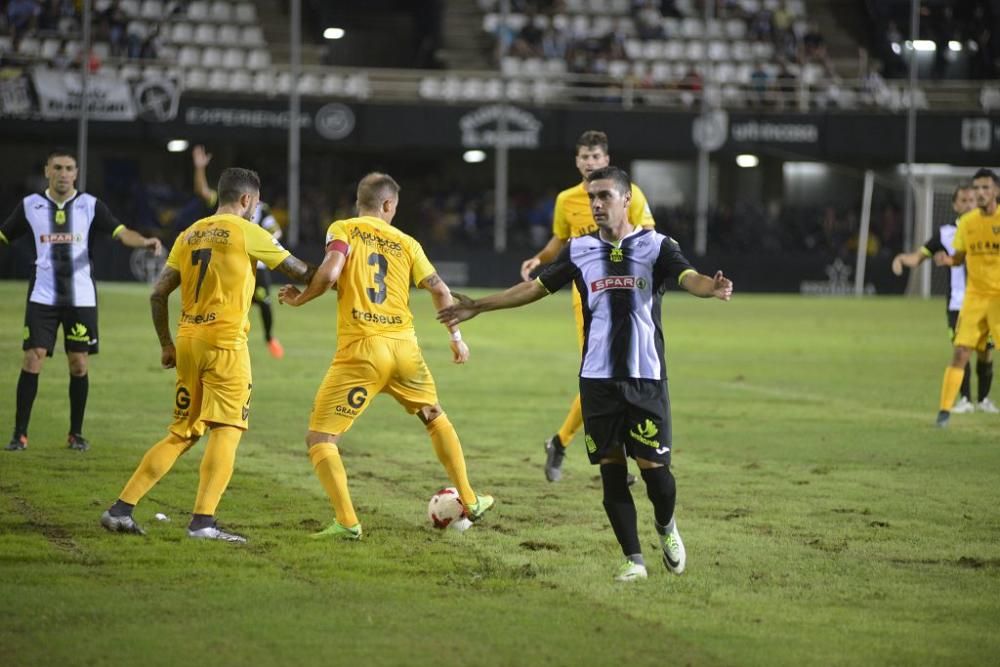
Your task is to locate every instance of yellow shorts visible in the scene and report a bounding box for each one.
[572,284,585,351]
[309,335,438,435]
[170,337,252,439]
[954,295,1000,350]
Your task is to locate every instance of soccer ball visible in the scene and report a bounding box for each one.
[427,487,470,531]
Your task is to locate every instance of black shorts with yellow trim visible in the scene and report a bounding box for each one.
[579,377,672,466]
[23,302,99,356]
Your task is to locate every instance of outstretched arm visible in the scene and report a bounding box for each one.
[150,266,181,368]
[935,250,965,267]
[278,250,342,307]
[117,227,163,255]
[437,280,549,328]
[421,273,469,364]
[192,145,215,206]
[680,270,733,301]
[892,250,928,275]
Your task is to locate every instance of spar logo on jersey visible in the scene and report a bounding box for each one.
[590,276,648,292]
[40,232,83,244]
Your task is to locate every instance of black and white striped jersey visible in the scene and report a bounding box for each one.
[538,227,695,380]
[0,190,125,307]
[921,221,964,312]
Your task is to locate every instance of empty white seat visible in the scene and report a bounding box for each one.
[0,35,12,53]
[570,15,589,38]
[751,41,774,59]
[252,70,275,94]
[708,40,729,61]
[685,41,705,60]
[169,22,193,43]
[521,57,543,76]
[741,0,761,13]
[624,38,643,60]
[545,59,567,75]
[787,0,806,18]
[482,13,499,33]
[440,77,461,101]
[615,16,635,36]
[630,61,649,78]
[344,73,369,98]
[505,13,527,31]
[706,19,724,38]
[139,0,163,20]
[177,45,200,66]
[551,14,569,31]
[730,41,752,61]
[193,24,216,45]
[713,62,736,84]
[591,16,614,37]
[642,40,663,60]
[158,44,177,61]
[241,25,265,46]
[229,69,252,91]
[141,64,165,79]
[586,0,608,13]
[186,0,208,21]
[608,59,629,78]
[609,0,629,13]
[650,61,672,83]
[726,19,746,39]
[201,46,223,68]
[91,42,110,59]
[500,56,519,77]
[221,47,244,68]
[119,0,139,15]
[662,17,679,37]
[681,18,703,39]
[217,25,240,45]
[62,40,81,59]
[663,40,683,60]
[505,79,527,101]
[210,1,232,22]
[234,2,257,23]
[734,63,753,84]
[185,68,209,89]
[207,69,229,90]
[247,49,271,69]
[18,37,41,57]
[41,38,62,59]
[532,14,549,30]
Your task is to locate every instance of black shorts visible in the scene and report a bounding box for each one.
[254,267,272,303]
[579,377,672,465]
[23,302,99,356]
[949,309,995,350]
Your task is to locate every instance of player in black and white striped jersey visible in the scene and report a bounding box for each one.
[1,149,163,452]
[438,166,733,582]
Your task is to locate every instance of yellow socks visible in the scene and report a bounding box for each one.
[119,433,195,505]
[426,414,476,507]
[309,442,358,528]
[940,365,967,412]
[193,426,243,516]
[557,394,583,447]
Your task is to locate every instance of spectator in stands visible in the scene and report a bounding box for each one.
[99,0,130,57]
[542,25,568,60]
[633,0,665,40]
[801,22,826,63]
[775,63,797,108]
[137,24,160,60]
[38,0,77,33]
[7,0,42,48]
[749,62,771,107]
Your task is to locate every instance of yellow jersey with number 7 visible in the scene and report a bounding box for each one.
[325,216,436,346]
[166,213,291,349]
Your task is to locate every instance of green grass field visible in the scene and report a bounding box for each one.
[1,281,998,667]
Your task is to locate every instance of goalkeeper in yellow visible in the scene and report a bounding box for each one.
[935,168,1000,427]
[278,172,494,540]
[101,168,315,541]
[520,130,656,482]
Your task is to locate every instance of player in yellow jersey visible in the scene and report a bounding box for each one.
[934,168,1000,427]
[193,145,286,359]
[101,168,315,541]
[519,130,656,482]
[278,172,494,540]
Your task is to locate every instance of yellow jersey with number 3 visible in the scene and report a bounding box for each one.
[166,213,291,349]
[326,216,436,346]
[954,208,1000,297]
[552,182,655,240]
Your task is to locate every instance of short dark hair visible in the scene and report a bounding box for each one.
[586,165,631,195]
[952,184,973,202]
[576,130,609,155]
[356,172,400,211]
[972,168,1000,186]
[47,148,77,163]
[217,168,260,205]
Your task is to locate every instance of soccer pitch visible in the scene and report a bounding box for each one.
[1,281,997,666]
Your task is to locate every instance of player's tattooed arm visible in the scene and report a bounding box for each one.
[150,266,181,367]
[275,255,317,284]
[279,250,342,307]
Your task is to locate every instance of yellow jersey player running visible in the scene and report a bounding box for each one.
[101,168,315,541]
[278,172,494,540]
[519,130,655,483]
[935,168,1000,427]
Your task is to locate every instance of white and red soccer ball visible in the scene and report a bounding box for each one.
[427,487,472,532]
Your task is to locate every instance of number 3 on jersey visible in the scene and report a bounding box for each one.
[367,252,388,304]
